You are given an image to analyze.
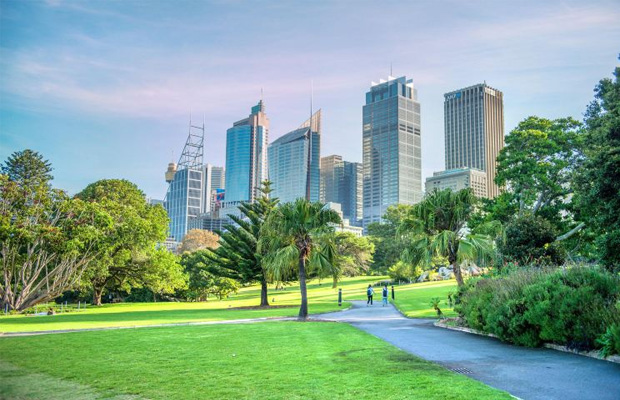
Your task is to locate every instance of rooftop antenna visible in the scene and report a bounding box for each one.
[305,80,313,201]
[261,87,264,102]
[390,62,393,77]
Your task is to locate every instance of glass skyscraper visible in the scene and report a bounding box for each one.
[362,76,422,227]
[444,83,504,198]
[320,155,363,226]
[224,101,269,206]
[166,167,203,242]
[268,110,321,204]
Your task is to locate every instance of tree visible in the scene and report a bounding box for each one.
[1,149,53,188]
[366,204,412,272]
[0,174,105,311]
[330,232,374,287]
[573,59,620,271]
[177,229,219,254]
[399,189,494,286]
[76,179,169,305]
[493,116,583,236]
[497,213,565,266]
[208,181,278,306]
[261,199,341,320]
[140,247,187,301]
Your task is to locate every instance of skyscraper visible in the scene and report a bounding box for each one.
[164,120,205,242]
[320,155,363,226]
[268,110,321,204]
[224,101,269,206]
[425,167,487,198]
[362,76,422,227]
[202,164,225,213]
[444,83,504,198]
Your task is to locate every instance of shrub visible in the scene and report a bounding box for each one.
[597,323,620,357]
[456,266,620,350]
[498,214,565,266]
[388,261,422,282]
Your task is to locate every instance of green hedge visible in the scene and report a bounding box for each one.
[456,267,620,352]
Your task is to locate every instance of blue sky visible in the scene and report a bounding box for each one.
[1,0,619,199]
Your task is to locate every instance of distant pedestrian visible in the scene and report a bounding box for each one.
[366,284,374,306]
[382,285,389,306]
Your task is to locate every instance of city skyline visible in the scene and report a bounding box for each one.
[1,1,619,199]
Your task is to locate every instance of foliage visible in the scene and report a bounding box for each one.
[76,179,170,305]
[497,213,565,266]
[399,188,495,286]
[573,61,620,272]
[207,276,240,300]
[0,169,106,311]
[177,229,219,254]
[140,247,187,299]
[388,261,422,282]
[1,149,53,187]
[366,204,412,273]
[456,267,620,350]
[332,232,374,279]
[260,199,341,319]
[207,181,279,306]
[597,323,620,357]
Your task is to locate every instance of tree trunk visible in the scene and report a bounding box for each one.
[332,276,338,289]
[453,262,464,286]
[298,254,309,320]
[260,274,269,307]
[93,287,103,306]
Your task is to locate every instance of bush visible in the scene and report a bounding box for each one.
[388,261,422,282]
[498,214,566,266]
[456,266,620,350]
[597,323,620,357]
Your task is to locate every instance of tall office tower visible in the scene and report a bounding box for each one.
[268,110,321,204]
[362,76,423,227]
[444,83,504,198]
[164,120,205,242]
[202,164,225,213]
[320,155,363,226]
[224,101,269,206]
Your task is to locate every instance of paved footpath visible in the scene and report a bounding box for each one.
[315,301,620,400]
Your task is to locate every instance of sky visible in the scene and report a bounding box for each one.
[1,0,619,199]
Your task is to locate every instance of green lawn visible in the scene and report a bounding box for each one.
[392,280,458,318]
[0,276,380,333]
[0,277,459,333]
[0,321,510,399]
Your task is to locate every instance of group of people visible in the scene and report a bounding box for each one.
[366,284,390,306]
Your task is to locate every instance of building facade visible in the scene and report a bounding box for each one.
[444,83,504,198]
[362,76,423,227]
[224,101,269,206]
[165,167,203,242]
[202,164,225,213]
[268,110,321,204]
[320,155,363,226]
[425,167,487,198]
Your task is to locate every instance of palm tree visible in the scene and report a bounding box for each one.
[260,199,342,320]
[399,189,495,286]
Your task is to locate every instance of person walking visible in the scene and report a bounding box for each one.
[366,284,374,306]
[382,285,389,307]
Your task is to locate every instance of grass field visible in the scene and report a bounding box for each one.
[0,321,510,399]
[0,277,459,333]
[392,280,458,318]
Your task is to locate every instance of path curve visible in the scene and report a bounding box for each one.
[314,301,620,400]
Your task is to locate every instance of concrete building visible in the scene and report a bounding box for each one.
[425,168,488,198]
[444,83,504,198]
[325,202,364,237]
[268,110,321,203]
[224,101,268,206]
[320,155,363,226]
[363,75,423,227]
[202,164,225,213]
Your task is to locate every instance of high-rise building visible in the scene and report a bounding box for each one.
[320,155,363,226]
[362,76,423,227]
[164,120,205,242]
[224,101,269,206]
[268,110,321,203]
[425,168,487,198]
[444,83,504,198]
[202,164,225,213]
